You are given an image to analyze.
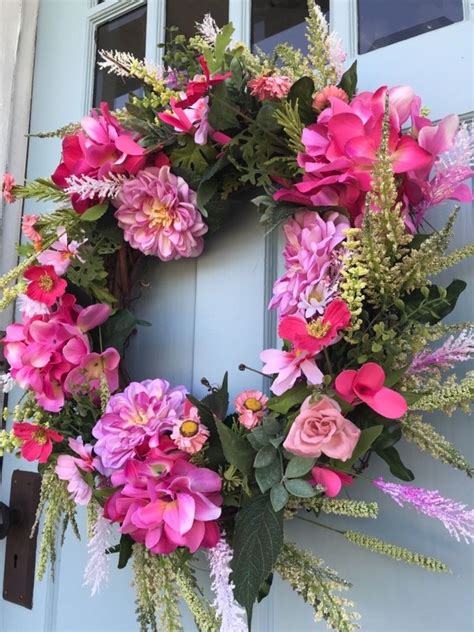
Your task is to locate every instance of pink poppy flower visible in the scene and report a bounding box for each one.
[247,75,292,101]
[104,453,222,554]
[310,466,353,497]
[313,86,348,112]
[24,265,67,306]
[260,348,323,395]
[55,437,98,505]
[171,401,209,454]
[2,173,16,203]
[37,229,85,275]
[114,166,208,261]
[13,422,63,463]
[283,395,360,460]
[64,348,120,398]
[278,299,351,354]
[234,389,269,429]
[335,362,407,419]
[21,215,41,245]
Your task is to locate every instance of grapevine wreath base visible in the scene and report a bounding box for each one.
[1,4,474,632]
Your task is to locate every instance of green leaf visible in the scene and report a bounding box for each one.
[285,456,316,479]
[284,478,316,498]
[208,82,239,129]
[248,425,270,449]
[262,417,281,436]
[287,76,315,124]
[213,22,234,69]
[338,60,358,99]
[231,494,284,622]
[267,382,311,414]
[255,459,283,493]
[101,309,138,355]
[215,419,255,476]
[331,425,383,471]
[254,445,277,468]
[196,178,216,217]
[80,203,108,222]
[376,446,414,481]
[202,372,229,420]
[405,279,466,325]
[270,484,289,512]
[117,534,134,569]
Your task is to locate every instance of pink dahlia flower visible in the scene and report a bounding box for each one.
[92,379,188,470]
[114,166,208,261]
[104,451,222,554]
[1,294,110,412]
[21,215,41,245]
[269,210,349,318]
[234,390,268,429]
[2,173,16,204]
[52,102,145,213]
[248,75,292,101]
[171,400,209,454]
[55,437,99,505]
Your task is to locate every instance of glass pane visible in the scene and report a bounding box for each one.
[166,0,228,39]
[252,0,329,54]
[93,6,147,109]
[358,0,463,54]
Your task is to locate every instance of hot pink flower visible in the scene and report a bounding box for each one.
[24,265,67,306]
[174,55,231,109]
[313,86,348,112]
[92,379,188,470]
[37,229,85,275]
[234,390,269,429]
[55,437,98,504]
[310,466,353,497]
[171,400,209,454]
[335,362,407,419]
[104,452,222,554]
[260,348,323,395]
[269,210,349,318]
[247,75,292,101]
[21,215,41,245]
[2,294,110,412]
[159,96,231,146]
[2,173,16,203]
[52,102,146,213]
[278,299,351,354]
[13,422,63,463]
[283,395,360,460]
[115,166,208,261]
[64,348,120,399]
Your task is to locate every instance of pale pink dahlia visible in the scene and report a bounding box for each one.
[114,166,208,261]
[234,390,268,429]
[248,75,292,101]
[92,379,188,470]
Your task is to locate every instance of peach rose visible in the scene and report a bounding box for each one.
[283,395,360,461]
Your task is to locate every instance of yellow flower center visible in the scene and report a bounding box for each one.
[38,273,54,291]
[244,397,262,412]
[131,410,149,426]
[149,200,174,229]
[306,318,331,339]
[309,288,324,303]
[180,420,199,437]
[32,429,47,444]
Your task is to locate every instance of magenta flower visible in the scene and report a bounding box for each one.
[335,362,407,419]
[55,437,98,505]
[64,348,120,399]
[92,379,188,470]
[114,166,208,261]
[159,96,230,146]
[269,210,349,318]
[2,173,16,203]
[310,466,353,498]
[170,400,209,454]
[13,422,63,463]
[234,389,269,429]
[260,347,323,395]
[24,265,67,306]
[104,451,222,554]
[37,228,85,275]
[247,75,292,101]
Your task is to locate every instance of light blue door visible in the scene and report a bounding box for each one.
[0,1,472,631]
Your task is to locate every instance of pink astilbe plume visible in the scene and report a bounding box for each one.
[373,478,474,543]
[409,330,474,374]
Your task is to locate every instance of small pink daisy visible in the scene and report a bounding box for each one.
[171,401,209,454]
[234,390,269,429]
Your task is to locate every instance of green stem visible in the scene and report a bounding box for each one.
[295,514,345,535]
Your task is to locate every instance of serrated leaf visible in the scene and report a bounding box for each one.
[270,484,289,512]
[284,478,316,498]
[285,456,316,479]
[80,203,108,222]
[255,459,282,493]
[254,445,277,468]
[215,419,255,476]
[231,494,283,622]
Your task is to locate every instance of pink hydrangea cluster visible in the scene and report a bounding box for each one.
[1,295,116,412]
[104,442,222,554]
[52,102,146,212]
[92,379,189,470]
[114,166,208,261]
[269,210,349,318]
[275,85,471,224]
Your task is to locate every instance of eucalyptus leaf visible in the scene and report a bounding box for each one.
[256,459,283,493]
[284,478,316,498]
[270,483,289,512]
[285,456,316,479]
[254,445,277,468]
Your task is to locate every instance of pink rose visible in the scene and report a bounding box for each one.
[283,395,360,461]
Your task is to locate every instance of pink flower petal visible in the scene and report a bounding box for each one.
[370,387,407,419]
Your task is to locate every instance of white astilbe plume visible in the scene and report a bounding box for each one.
[17,294,50,318]
[83,512,114,596]
[65,173,130,200]
[98,49,163,83]
[409,329,474,374]
[196,14,221,44]
[207,535,248,632]
[327,32,346,82]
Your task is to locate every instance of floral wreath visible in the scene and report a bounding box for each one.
[1,5,474,632]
